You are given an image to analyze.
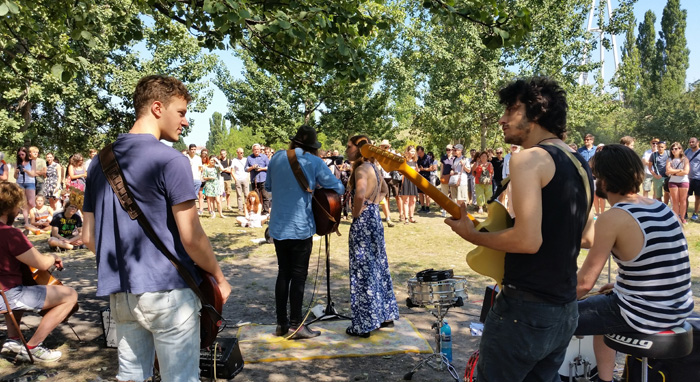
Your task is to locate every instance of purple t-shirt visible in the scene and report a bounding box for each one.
[83,134,200,296]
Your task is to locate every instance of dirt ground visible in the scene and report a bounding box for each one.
[0,239,484,382]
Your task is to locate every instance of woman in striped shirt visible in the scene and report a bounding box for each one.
[575,144,693,382]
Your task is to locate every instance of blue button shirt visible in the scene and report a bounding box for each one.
[245,154,269,183]
[578,146,596,162]
[265,148,344,240]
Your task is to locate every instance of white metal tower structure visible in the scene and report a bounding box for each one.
[579,0,621,86]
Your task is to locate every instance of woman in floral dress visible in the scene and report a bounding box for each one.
[202,155,225,218]
[345,135,400,338]
[43,152,62,210]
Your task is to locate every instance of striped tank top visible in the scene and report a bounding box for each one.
[612,200,694,334]
[32,207,51,224]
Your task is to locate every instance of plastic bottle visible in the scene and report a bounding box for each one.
[440,320,452,362]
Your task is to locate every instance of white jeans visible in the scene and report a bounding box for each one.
[111,288,201,382]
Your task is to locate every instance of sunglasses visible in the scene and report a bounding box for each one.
[496,151,503,154]
[446,149,452,151]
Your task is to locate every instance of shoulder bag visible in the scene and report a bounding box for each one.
[98,144,224,349]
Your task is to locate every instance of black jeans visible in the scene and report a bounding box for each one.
[254,181,271,214]
[273,238,313,327]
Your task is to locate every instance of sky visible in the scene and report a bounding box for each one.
[184,0,700,147]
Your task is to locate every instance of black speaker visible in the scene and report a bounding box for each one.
[199,337,244,379]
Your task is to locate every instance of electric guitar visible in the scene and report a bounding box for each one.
[359,143,513,285]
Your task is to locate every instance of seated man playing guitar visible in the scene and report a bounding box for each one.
[0,182,78,362]
[445,77,595,382]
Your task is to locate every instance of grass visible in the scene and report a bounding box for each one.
[199,198,700,315]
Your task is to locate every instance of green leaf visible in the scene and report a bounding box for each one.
[51,64,64,78]
[279,19,291,30]
[77,56,89,67]
[6,0,19,14]
[80,30,92,40]
[0,3,8,16]
[61,70,72,82]
[239,9,250,19]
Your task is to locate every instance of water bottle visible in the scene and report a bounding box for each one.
[440,320,452,362]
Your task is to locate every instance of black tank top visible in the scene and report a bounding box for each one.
[503,144,593,304]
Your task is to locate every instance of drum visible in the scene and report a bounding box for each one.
[407,277,468,307]
[558,335,597,380]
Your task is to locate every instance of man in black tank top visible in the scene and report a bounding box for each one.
[446,77,595,382]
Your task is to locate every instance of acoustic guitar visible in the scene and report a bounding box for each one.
[197,268,224,349]
[359,143,513,286]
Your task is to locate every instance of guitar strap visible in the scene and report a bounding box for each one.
[98,144,219,316]
[286,149,337,224]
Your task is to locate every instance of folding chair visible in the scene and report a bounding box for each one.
[0,289,34,363]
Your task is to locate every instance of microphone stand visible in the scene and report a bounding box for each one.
[308,235,351,324]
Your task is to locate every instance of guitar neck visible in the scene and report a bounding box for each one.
[360,144,473,222]
[399,164,465,219]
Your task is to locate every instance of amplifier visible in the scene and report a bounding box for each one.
[101,308,117,348]
[200,337,244,380]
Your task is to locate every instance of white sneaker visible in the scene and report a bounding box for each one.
[210,213,216,219]
[1,339,22,355]
[441,210,446,218]
[16,344,62,362]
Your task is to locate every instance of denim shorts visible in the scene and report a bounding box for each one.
[477,292,578,382]
[16,182,36,190]
[0,285,46,312]
[574,292,634,335]
[110,288,201,382]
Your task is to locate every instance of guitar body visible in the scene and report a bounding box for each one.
[313,188,342,236]
[466,200,513,286]
[359,143,512,285]
[198,268,224,349]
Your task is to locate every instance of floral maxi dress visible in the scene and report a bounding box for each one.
[348,163,400,334]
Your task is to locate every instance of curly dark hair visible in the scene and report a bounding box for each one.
[498,77,568,139]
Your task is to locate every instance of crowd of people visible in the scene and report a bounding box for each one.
[0,75,694,382]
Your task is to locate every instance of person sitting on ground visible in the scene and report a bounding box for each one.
[235,191,269,228]
[0,182,78,363]
[26,195,53,235]
[47,204,83,251]
[575,144,693,382]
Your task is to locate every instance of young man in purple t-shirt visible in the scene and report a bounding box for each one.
[0,182,77,363]
[82,75,231,381]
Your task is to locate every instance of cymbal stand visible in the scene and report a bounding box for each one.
[404,302,460,381]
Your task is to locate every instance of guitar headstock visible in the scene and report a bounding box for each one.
[359,144,405,172]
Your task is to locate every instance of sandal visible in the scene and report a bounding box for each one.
[346,326,371,338]
[409,217,417,223]
[380,321,395,328]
